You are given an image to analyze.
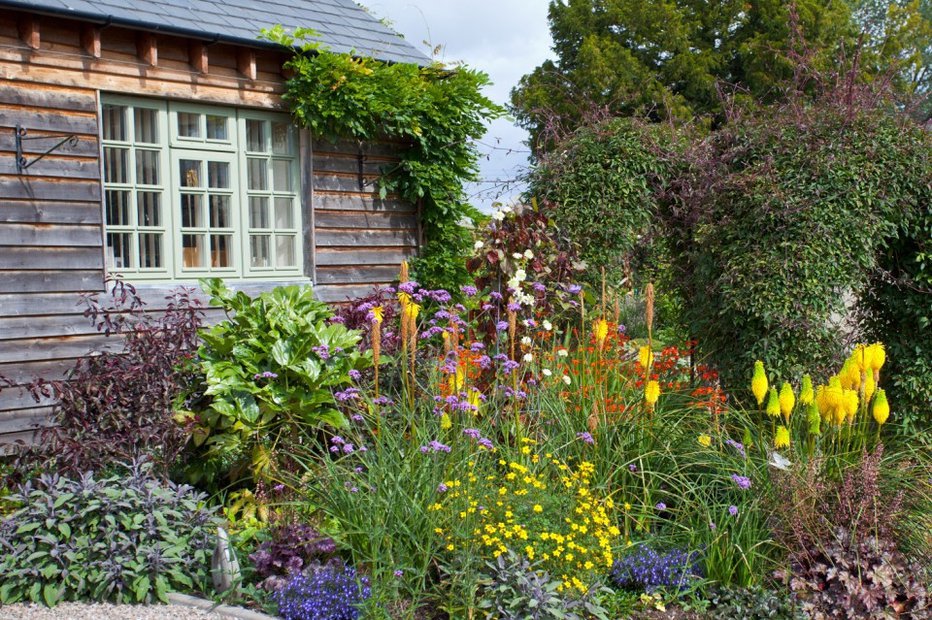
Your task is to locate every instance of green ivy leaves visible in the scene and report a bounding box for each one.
[262,27,504,290]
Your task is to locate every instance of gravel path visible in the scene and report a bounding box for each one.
[0,602,221,619]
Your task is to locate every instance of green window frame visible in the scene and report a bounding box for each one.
[100,96,303,280]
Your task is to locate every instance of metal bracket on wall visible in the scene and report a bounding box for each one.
[15,124,79,174]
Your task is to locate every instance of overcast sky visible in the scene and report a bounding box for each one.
[363,1,554,210]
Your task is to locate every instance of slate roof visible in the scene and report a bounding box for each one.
[0,0,428,64]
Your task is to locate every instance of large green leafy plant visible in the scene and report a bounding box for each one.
[177,280,369,487]
[262,26,503,291]
[0,459,217,606]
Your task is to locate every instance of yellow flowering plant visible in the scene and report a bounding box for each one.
[430,450,619,595]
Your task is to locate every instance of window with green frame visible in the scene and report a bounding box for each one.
[100,97,303,280]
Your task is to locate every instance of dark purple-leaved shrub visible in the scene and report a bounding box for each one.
[611,546,703,592]
[1,279,203,478]
[770,445,931,618]
[273,562,370,620]
[249,523,337,590]
[332,286,401,355]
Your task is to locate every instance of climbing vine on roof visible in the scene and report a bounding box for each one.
[263,26,504,290]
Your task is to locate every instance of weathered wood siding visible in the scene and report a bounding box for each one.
[0,9,420,442]
[311,138,419,301]
[0,77,104,440]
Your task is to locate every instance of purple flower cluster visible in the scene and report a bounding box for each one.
[725,439,746,459]
[273,562,370,620]
[462,428,494,450]
[254,371,279,380]
[420,440,451,454]
[348,369,361,381]
[312,344,330,360]
[731,473,752,490]
[576,432,594,445]
[611,546,703,592]
[461,285,478,297]
[334,388,360,402]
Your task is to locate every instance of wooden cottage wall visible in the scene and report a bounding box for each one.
[311,139,419,302]
[0,81,104,440]
[0,10,421,442]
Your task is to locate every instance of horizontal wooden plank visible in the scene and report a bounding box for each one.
[0,427,44,448]
[0,105,98,135]
[314,211,417,230]
[0,358,76,385]
[0,246,103,270]
[0,292,98,316]
[316,247,416,267]
[313,172,381,193]
[0,83,97,113]
[0,177,101,201]
[314,138,409,159]
[0,312,107,342]
[316,265,402,285]
[0,133,100,157]
[0,222,102,246]
[0,154,101,179]
[0,334,117,364]
[0,201,102,225]
[0,270,104,293]
[312,155,396,175]
[0,412,51,437]
[312,193,413,213]
[313,283,387,303]
[315,228,417,247]
[0,388,56,411]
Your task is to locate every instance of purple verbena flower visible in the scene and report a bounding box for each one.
[576,432,594,445]
[728,505,739,517]
[461,285,478,297]
[731,474,752,490]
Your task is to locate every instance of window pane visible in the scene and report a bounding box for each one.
[274,197,294,229]
[103,147,129,184]
[136,150,160,185]
[177,112,200,138]
[209,195,231,228]
[206,115,228,140]
[247,158,267,190]
[138,232,162,268]
[102,104,126,141]
[105,190,131,226]
[271,122,292,154]
[208,161,230,189]
[276,235,295,268]
[250,235,270,268]
[180,194,203,228]
[106,232,132,269]
[272,159,292,192]
[182,234,205,268]
[179,159,201,187]
[249,196,269,228]
[137,191,161,227]
[211,234,233,267]
[134,108,159,143]
[246,119,267,152]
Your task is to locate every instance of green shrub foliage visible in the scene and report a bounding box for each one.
[860,165,932,431]
[528,119,668,288]
[263,26,504,291]
[668,102,931,392]
[0,460,217,606]
[177,280,369,487]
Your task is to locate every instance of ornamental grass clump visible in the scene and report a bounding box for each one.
[273,562,371,620]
